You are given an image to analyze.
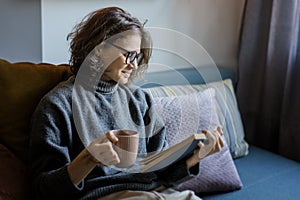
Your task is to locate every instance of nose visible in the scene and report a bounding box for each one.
[128,61,138,70]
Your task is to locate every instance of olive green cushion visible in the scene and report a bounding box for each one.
[0,144,29,200]
[0,59,72,163]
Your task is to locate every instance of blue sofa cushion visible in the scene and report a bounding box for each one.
[202,145,300,199]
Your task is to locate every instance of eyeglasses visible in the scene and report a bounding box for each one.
[110,43,144,65]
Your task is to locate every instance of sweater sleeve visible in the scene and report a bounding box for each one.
[29,86,83,200]
[155,159,200,187]
[140,90,168,153]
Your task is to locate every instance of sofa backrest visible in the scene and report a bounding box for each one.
[0,59,72,163]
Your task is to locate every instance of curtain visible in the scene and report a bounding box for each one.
[237,0,300,162]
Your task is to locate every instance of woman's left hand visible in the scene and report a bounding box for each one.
[186,126,224,168]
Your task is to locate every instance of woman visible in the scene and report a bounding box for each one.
[29,7,224,200]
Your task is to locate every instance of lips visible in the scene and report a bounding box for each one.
[122,71,131,78]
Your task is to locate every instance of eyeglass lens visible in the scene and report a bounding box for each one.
[126,51,143,64]
[110,42,143,65]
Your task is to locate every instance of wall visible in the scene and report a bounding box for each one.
[0,0,245,68]
[0,0,42,62]
[41,0,245,70]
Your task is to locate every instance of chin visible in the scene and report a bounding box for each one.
[118,79,129,85]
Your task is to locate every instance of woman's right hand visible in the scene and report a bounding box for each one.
[87,131,120,166]
[68,131,121,185]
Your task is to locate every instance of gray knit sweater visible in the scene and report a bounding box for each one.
[29,76,199,200]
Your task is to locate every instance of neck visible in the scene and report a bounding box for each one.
[96,80,118,93]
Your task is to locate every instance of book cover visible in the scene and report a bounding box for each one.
[140,133,207,172]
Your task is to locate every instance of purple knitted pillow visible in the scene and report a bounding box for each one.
[153,89,242,193]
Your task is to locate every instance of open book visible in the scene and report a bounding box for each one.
[140,133,208,173]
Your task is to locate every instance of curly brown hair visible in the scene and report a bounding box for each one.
[67,7,152,81]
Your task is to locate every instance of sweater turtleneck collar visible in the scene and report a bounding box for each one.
[96,80,118,94]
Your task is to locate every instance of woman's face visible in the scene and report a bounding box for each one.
[101,35,141,84]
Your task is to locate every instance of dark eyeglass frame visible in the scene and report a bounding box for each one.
[109,43,144,65]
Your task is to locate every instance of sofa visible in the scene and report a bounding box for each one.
[1,58,300,200]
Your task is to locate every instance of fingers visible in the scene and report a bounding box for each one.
[106,131,119,143]
[219,134,225,148]
[198,126,224,155]
[89,141,120,165]
[93,131,119,144]
[217,125,223,136]
[93,134,109,144]
[213,140,222,153]
[186,126,225,168]
[217,125,224,148]
[87,135,120,166]
[197,141,204,148]
[203,125,224,143]
[202,129,218,147]
[87,131,122,166]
